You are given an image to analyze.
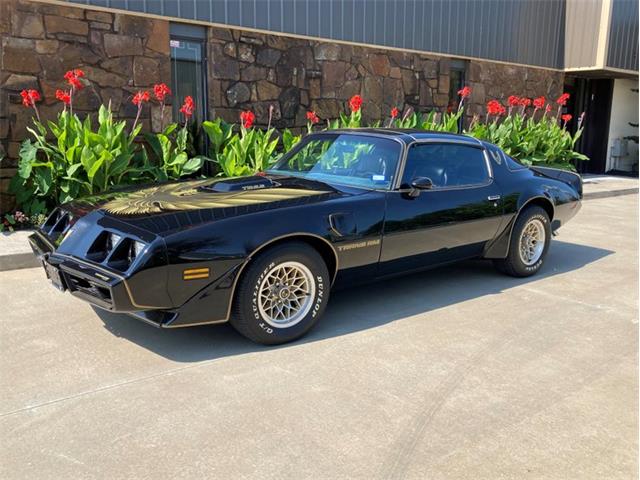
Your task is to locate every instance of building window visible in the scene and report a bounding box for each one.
[447,59,468,114]
[169,24,207,124]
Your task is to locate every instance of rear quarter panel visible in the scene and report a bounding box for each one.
[483,146,581,258]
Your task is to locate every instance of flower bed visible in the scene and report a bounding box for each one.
[2,69,587,230]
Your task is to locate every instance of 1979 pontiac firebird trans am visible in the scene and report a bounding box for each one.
[29,129,582,344]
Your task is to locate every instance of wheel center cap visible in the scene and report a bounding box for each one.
[278,287,291,300]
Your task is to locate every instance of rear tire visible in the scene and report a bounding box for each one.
[231,242,330,345]
[493,206,551,277]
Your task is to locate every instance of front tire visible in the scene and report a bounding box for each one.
[493,206,551,277]
[231,242,330,345]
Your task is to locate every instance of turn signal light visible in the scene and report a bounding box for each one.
[183,268,210,280]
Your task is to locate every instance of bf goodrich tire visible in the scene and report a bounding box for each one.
[493,206,551,278]
[231,242,330,345]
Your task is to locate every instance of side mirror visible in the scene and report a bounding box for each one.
[408,177,433,197]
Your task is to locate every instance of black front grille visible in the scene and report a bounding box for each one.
[63,271,113,307]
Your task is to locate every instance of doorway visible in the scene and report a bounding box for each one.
[569,78,614,174]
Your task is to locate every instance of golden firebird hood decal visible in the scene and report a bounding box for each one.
[102,179,329,215]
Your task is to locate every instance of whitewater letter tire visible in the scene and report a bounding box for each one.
[231,242,330,345]
[493,206,551,277]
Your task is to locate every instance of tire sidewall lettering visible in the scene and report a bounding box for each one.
[311,275,324,318]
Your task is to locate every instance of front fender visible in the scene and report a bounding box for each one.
[159,192,385,326]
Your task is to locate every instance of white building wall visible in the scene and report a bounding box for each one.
[606,78,639,173]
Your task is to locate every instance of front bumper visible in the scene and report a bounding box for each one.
[29,230,236,329]
[29,231,138,312]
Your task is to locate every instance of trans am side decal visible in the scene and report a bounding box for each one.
[337,239,381,252]
[102,180,329,215]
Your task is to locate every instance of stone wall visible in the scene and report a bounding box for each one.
[0,0,564,214]
[205,26,565,129]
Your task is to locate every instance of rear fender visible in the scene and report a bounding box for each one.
[483,191,555,259]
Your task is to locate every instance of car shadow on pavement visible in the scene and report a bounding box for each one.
[93,240,613,362]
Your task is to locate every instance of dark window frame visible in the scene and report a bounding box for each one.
[169,23,208,124]
[448,59,468,133]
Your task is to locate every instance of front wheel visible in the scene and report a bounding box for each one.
[231,242,330,345]
[493,206,551,277]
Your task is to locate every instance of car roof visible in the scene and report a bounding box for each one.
[312,127,484,147]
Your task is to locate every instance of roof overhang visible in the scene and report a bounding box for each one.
[565,67,639,80]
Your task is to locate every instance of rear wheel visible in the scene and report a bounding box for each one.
[231,242,330,345]
[493,206,551,277]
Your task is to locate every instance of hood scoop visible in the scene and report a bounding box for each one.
[200,176,277,193]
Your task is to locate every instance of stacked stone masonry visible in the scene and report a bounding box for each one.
[0,0,564,213]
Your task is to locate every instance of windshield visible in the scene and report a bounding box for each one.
[267,134,402,189]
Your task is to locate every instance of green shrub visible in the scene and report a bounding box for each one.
[9,80,587,224]
[10,75,202,218]
[10,106,151,215]
[144,123,207,182]
[467,111,587,171]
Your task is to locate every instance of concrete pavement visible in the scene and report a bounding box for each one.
[0,194,638,479]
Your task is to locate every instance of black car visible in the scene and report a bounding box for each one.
[29,129,582,344]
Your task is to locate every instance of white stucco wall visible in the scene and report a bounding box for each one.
[606,78,639,173]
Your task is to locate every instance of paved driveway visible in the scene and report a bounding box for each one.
[1,194,637,479]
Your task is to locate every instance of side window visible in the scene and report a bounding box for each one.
[401,144,489,188]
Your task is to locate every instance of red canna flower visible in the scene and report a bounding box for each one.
[20,89,41,122]
[518,97,532,108]
[498,104,507,116]
[390,107,399,119]
[20,89,40,108]
[561,113,572,124]
[508,95,520,107]
[132,90,150,106]
[457,86,472,98]
[545,104,552,113]
[348,94,363,113]
[556,93,570,106]
[55,89,71,105]
[486,99,503,116]
[153,83,171,103]
[64,69,85,90]
[533,96,545,110]
[240,109,255,129]
[130,91,151,133]
[179,95,195,119]
[306,111,320,124]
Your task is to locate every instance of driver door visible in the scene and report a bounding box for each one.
[378,142,503,276]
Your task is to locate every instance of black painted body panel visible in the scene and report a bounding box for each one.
[29,129,582,328]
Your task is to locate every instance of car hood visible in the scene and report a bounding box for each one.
[59,175,363,236]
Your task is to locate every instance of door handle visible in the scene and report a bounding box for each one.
[487,195,501,201]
